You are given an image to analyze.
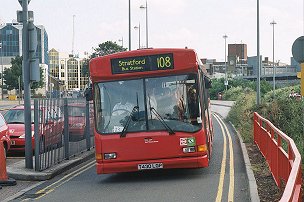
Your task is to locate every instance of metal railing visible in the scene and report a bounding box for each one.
[253,112,302,202]
[34,98,94,171]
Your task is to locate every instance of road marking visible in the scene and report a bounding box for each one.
[214,113,235,202]
[213,113,227,202]
[34,160,95,200]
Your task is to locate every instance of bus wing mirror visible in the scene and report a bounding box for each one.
[204,77,212,89]
[84,87,93,101]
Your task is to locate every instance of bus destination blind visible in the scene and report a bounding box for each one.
[111,53,174,74]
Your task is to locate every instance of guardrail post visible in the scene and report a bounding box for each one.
[85,100,91,151]
[64,98,69,160]
[34,99,40,171]
[253,112,258,144]
[277,135,281,188]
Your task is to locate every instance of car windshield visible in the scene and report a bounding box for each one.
[68,106,86,117]
[95,74,202,134]
[4,109,35,124]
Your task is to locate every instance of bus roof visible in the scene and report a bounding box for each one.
[89,48,199,82]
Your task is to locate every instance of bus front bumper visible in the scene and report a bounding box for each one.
[96,155,209,174]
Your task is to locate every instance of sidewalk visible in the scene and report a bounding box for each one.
[1,150,95,201]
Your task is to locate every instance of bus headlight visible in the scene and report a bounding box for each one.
[183,147,196,153]
[104,153,117,160]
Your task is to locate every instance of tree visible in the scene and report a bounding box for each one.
[3,56,45,91]
[3,56,23,90]
[82,41,127,77]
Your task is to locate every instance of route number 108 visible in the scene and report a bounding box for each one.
[157,56,172,68]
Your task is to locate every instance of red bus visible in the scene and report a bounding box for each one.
[88,48,213,174]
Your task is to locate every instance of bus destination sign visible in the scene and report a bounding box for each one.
[111,53,174,74]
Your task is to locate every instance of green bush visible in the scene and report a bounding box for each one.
[209,78,225,100]
[226,91,256,142]
[210,78,272,101]
[227,83,304,157]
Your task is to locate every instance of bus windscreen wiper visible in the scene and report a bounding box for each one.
[148,96,175,135]
[120,93,140,138]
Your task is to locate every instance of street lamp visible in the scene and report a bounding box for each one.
[256,0,261,105]
[134,23,141,49]
[270,20,277,96]
[129,0,131,51]
[0,42,3,100]
[118,37,124,47]
[223,34,228,91]
[140,0,148,48]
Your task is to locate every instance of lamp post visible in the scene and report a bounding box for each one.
[118,37,124,47]
[256,0,261,105]
[270,20,277,97]
[134,23,141,49]
[140,0,148,48]
[129,0,131,51]
[223,34,228,91]
[0,42,3,100]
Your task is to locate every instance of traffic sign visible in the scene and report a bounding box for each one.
[292,36,304,63]
[297,72,301,78]
[18,0,31,6]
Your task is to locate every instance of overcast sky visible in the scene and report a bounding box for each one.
[0,0,303,64]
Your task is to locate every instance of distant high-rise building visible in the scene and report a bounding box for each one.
[228,43,247,61]
[227,43,247,73]
[48,48,88,92]
[49,48,60,78]
[0,22,49,65]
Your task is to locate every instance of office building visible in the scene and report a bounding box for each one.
[0,22,49,65]
[48,49,89,94]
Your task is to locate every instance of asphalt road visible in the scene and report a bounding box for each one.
[14,110,250,202]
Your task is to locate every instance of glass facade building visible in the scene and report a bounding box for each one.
[0,24,21,57]
[49,49,59,78]
[48,49,89,91]
[0,23,48,65]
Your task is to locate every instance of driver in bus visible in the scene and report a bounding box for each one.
[112,94,134,116]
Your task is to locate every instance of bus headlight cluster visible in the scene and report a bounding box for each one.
[183,147,196,153]
[104,153,117,160]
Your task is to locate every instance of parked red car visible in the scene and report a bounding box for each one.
[4,105,64,152]
[0,113,10,158]
[68,103,94,141]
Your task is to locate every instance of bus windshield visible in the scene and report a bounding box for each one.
[95,74,202,134]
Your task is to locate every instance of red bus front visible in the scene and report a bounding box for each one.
[90,49,212,174]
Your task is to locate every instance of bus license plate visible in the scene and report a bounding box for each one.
[138,163,163,170]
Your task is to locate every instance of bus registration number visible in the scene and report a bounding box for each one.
[138,163,163,170]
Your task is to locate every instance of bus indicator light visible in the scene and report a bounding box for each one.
[96,153,103,160]
[198,144,208,152]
